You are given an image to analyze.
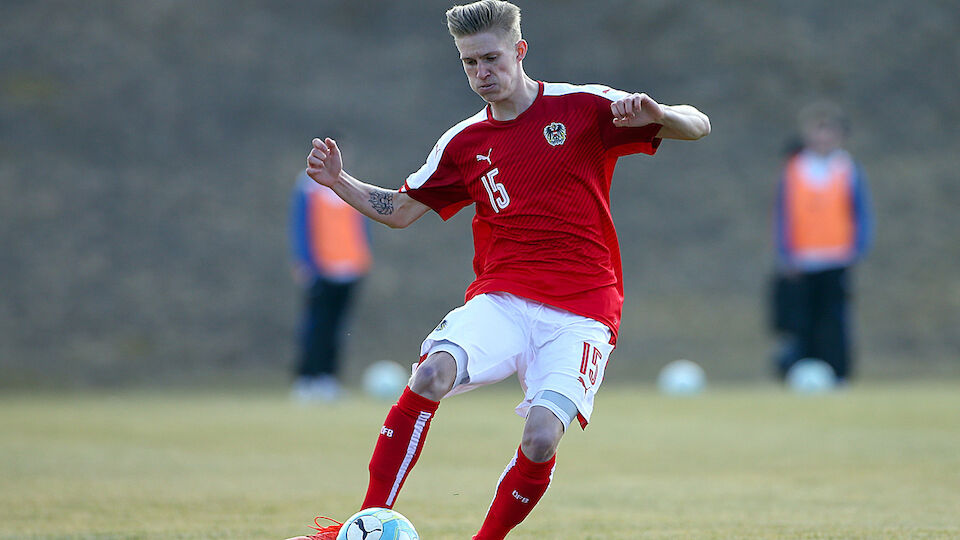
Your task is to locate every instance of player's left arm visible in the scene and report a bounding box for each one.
[611,93,711,140]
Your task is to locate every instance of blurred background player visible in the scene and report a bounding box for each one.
[771,101,872,384]
[288,1,708,538]
[289,169,372,401]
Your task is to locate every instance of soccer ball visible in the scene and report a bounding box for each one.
[337,508,419,540]
[362,360,409,401]
[786,358,836,393]
[657,359,706,395]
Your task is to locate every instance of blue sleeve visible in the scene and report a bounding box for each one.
[852,163,873,259]
[289,178,319,274]
[363,215,373,246]
[775,171,792,266]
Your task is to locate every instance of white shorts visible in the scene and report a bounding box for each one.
[418,292,614,429]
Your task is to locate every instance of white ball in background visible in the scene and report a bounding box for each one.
[362,360,409,401]
[657,359,706,396]
[786,358,836,393]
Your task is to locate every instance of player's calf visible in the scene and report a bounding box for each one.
[473,446,556,540]
[362,387,440,509]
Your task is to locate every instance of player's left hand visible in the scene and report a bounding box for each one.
[611,93,665,127]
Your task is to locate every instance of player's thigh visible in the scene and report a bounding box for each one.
[522,317,614,426]
[420,293,527,390]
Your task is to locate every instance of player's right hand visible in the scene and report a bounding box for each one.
[306,137,342,187]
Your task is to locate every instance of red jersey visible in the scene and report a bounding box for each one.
[400,81,661,339]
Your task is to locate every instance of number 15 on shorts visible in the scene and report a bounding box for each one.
[579,342,605,391]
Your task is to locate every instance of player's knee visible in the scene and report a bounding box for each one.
[520,428,561,462]
[409,353,456,400]
[520,415,563,462]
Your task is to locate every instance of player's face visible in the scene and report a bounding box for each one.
[455,31,525,104]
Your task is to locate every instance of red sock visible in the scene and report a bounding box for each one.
[362,387,439,509]
[473,447,555,540]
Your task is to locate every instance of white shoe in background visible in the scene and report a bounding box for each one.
[291,375,341,403]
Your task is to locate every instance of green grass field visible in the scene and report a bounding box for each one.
[2,383,958,539]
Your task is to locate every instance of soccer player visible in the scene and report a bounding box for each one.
[288,1,709,538]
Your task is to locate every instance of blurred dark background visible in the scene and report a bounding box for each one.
[2,0,957,388]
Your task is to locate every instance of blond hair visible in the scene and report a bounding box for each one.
[446,0,522,44]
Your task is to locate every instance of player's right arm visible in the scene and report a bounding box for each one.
[306,137,430,229]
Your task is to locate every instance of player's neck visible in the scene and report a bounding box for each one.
[488,76,539,122]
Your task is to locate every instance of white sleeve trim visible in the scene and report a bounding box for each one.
[403,108,488,191]
[542,81,630,102]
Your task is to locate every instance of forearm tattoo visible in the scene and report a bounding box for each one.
[368,189,395,216]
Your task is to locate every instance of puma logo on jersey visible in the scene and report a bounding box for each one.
[476,148,493,165]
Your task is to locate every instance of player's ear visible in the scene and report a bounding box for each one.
[516,39,527,62]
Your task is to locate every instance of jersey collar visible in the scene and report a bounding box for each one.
[485,81,544,126]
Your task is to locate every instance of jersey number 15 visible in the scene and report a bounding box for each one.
[480,168,510,213]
